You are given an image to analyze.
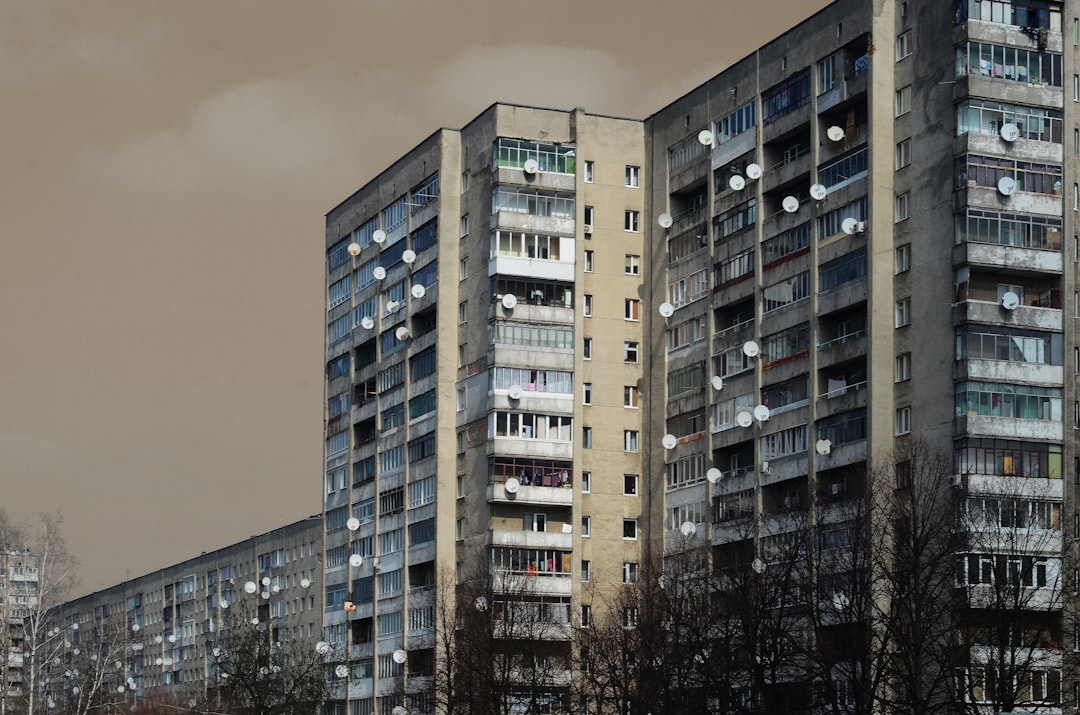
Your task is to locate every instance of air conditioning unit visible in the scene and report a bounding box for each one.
[855,221,866,233]
[583,224,593,235]
[760,461,770,474]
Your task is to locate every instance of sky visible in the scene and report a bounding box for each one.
[0,0,829,598]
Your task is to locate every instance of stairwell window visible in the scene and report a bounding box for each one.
[895,298,911,327]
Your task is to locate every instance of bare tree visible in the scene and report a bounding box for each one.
[45,619,129,715]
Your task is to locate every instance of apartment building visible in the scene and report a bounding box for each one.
[46,517,322,710]
[322,104,647,714]
[0,548,37,711]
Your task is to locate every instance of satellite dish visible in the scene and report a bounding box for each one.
[1000,122,1020,142]
[335,665,349,678]
[386,299,400,312]
[360,316,374,330]
[315,641,330,655]
[698,130,714,146]
[728,175,746,191]
[347,242,362,256]
[745,163,763,180]
[262,576,271,586]
[501,293,517,310]
[706,467,722,484]
[782,196,800,213]
[753,405,771,422]
[346,517,360,531]
[244,581,257,594]
[261,590,270,599]
[711,375,724,390]
[815,438,832,456]
[475,596,489,611]
[411,284,426,299]
[349,554,363,567]
[826,125,845,142]
[373,266,386,280]
[841,217,859,235]
[132,623,140,632]
[507,384,523,400]
[658,213,674,228]
[402,249,416,264]
[810,183,827,200]
[523,158,539,174]
[395,326,411,341]
[742,341,759,358]
[736,411,754,428]
[751,558,767,574]
[662,434,678,450]
[658,302,675,318]
[997,176,1016,196]
[505,477,520,494]
[301,578,311,588]
[680,521,697,536]
[392,649,408,664]
[1001,291,1020,310]
[372,229,386,244]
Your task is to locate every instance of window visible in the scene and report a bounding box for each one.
[624,341,640,362]
[625,165,640,187]
[762,70,811,124]
[584,250,594,272]
[584,205,594,226]
[896,353,912,382]
[583,337,593,360]
[584,160,594,183]
[895,85,911,116]
[895,192,910,222]
[581,604,592,627]
[624,210,640,232]
[624,430,640,452]
[624,474,639,496]
[584,294,593,317]
[583,383,592,405]
[581,516,591,537]
[460,214,469,237]
[459,258,468,280]
[625,254,640,275]
[624,386,639,408]
[582,426,593,449]
[895,298,911,327]
[458,301,467,324]
[818,54,836,93]
[896,30,911,60]
[456,387,466,412]
[581,560,591,581]
[895,244,911,273]
[581,471,591,493]
[896,407,912,435]
[625,299,641,321]
[896,139,911,169]
[623,562,639,584]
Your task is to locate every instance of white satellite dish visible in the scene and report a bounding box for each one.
[997,176,1016,196]
[698,130,714,146]
[826,125,845,142]
[373,266,386,280]
[658,302,675,318]
[1000,123,1020,142]
[507,385,523,401]
[751,558,767,574]
[301,578,311,589]
[810,183,827,200]
[680,521,697,536]
[742,340,759,358]
[131,623,140,632]
[347,242,362,256]
[335,665,349,679]
[386,299,400,313]
[244,581,257,594]
[402,249,416,265]
[411,284,426,299]
[711,375,724,391]
[658,213,674,228]
[360,315,374,330]
[782,196,800,213]
[1001,291,1020,310]
[392,649,408,664]
[706,467,722,484]
[262,576,271,586]
[745,163,763,180]
[662,434,678,450]
[346,517,360,531]
[728,175,746,191]
[815,438,832,456]
[372,229,386,244]
[349,554,363,568]
[753,405,771,422]
[315,641,330,655]
[505,477,520,494]
[501,293,517,310]
[474,596,489,611]
[736,411,753,428]
[523,158,539,174]
[841,217,859,235]
[395,326,411,341]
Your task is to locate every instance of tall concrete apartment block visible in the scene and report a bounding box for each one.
[323,105,646,713]
[0,548,37,708]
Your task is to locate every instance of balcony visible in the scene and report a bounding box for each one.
[494,165,575,192]
[490,300,575,325]
[713,318,755,354]
[489,528,573,550]
[954,241,1063,275]
[955,413,1063,440]
[490,437,573,461]
[817,277,867,316]
[965,473,1062,499]
[489,254,575,284]
[488,481,573,506]
[816,330,867,369]
[493,210,575,237]
[817,72,868,114]
[952,299,1062,331]
[492,572,572,597]
[954,359,1063,385]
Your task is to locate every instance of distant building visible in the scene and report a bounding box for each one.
[0,548,37,711]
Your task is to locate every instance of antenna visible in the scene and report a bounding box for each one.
[736,411,753,428]
[522,158,539,175]
[501,293,518,310]
[402,249,417,265]
[1000,291,1020,310]
[372,229,386,244]
[706,467,722,484]
[782,196,800,213]
[347,242,361,256]
[373,266,386,281]
[662,434,678,450]
[1000,123,1020,142]
[711,375,724,391]
[753,405,771,422]
[504,477,520,494]
[658,302,675,318]
[997,176,1016,196]
[809,183,827,201]
[411,284,426,299]
[658,213,673,228]
[507,385,523,401]
[815,438,832,456]
[745,163,763,180]
[698,130,714,147]
[742,341,759,358]
[360,316,374,330]
[826,125,845,142]
[841,217,859,235]
[728,175,746,191]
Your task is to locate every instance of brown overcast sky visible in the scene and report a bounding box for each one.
[0,0,829,598]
